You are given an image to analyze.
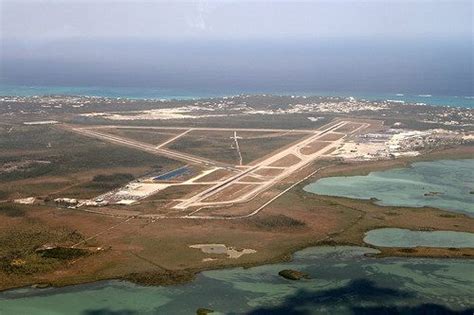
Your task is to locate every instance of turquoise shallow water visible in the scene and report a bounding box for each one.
[304,159,474,216]
[0,246,473,314]
[0,84,473,108]
[364,228,474,248]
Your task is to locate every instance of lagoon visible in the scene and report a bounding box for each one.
[304,159,474,216]
[0,246,473,314]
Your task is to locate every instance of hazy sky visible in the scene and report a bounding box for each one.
[0,1,472,94]
[1,0,472,41]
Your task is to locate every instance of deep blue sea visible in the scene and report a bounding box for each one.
[1,84,472,108]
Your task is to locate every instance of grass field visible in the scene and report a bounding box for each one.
[269,154,301,167]
[168,130,306,165]
[193,169,234,183]
[300,141,331,155]
[317,132,345,141]
[238,133,305,164]
[333,123,365,133]
[99,128,181,146]
[167,130,239,164]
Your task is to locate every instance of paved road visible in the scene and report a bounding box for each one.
[90,125,317,133]
[156,128,193,149]
[62,125,232,168]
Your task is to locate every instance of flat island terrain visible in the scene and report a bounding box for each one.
[0,94,473,311]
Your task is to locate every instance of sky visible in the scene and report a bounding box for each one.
[0,1,472,94]
[1,0,472,41]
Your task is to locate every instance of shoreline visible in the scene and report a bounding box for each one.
[1,86,473,108]
[1,145,473,293]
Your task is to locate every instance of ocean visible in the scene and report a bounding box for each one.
[2,38,472,108]
[1,84,473,108]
